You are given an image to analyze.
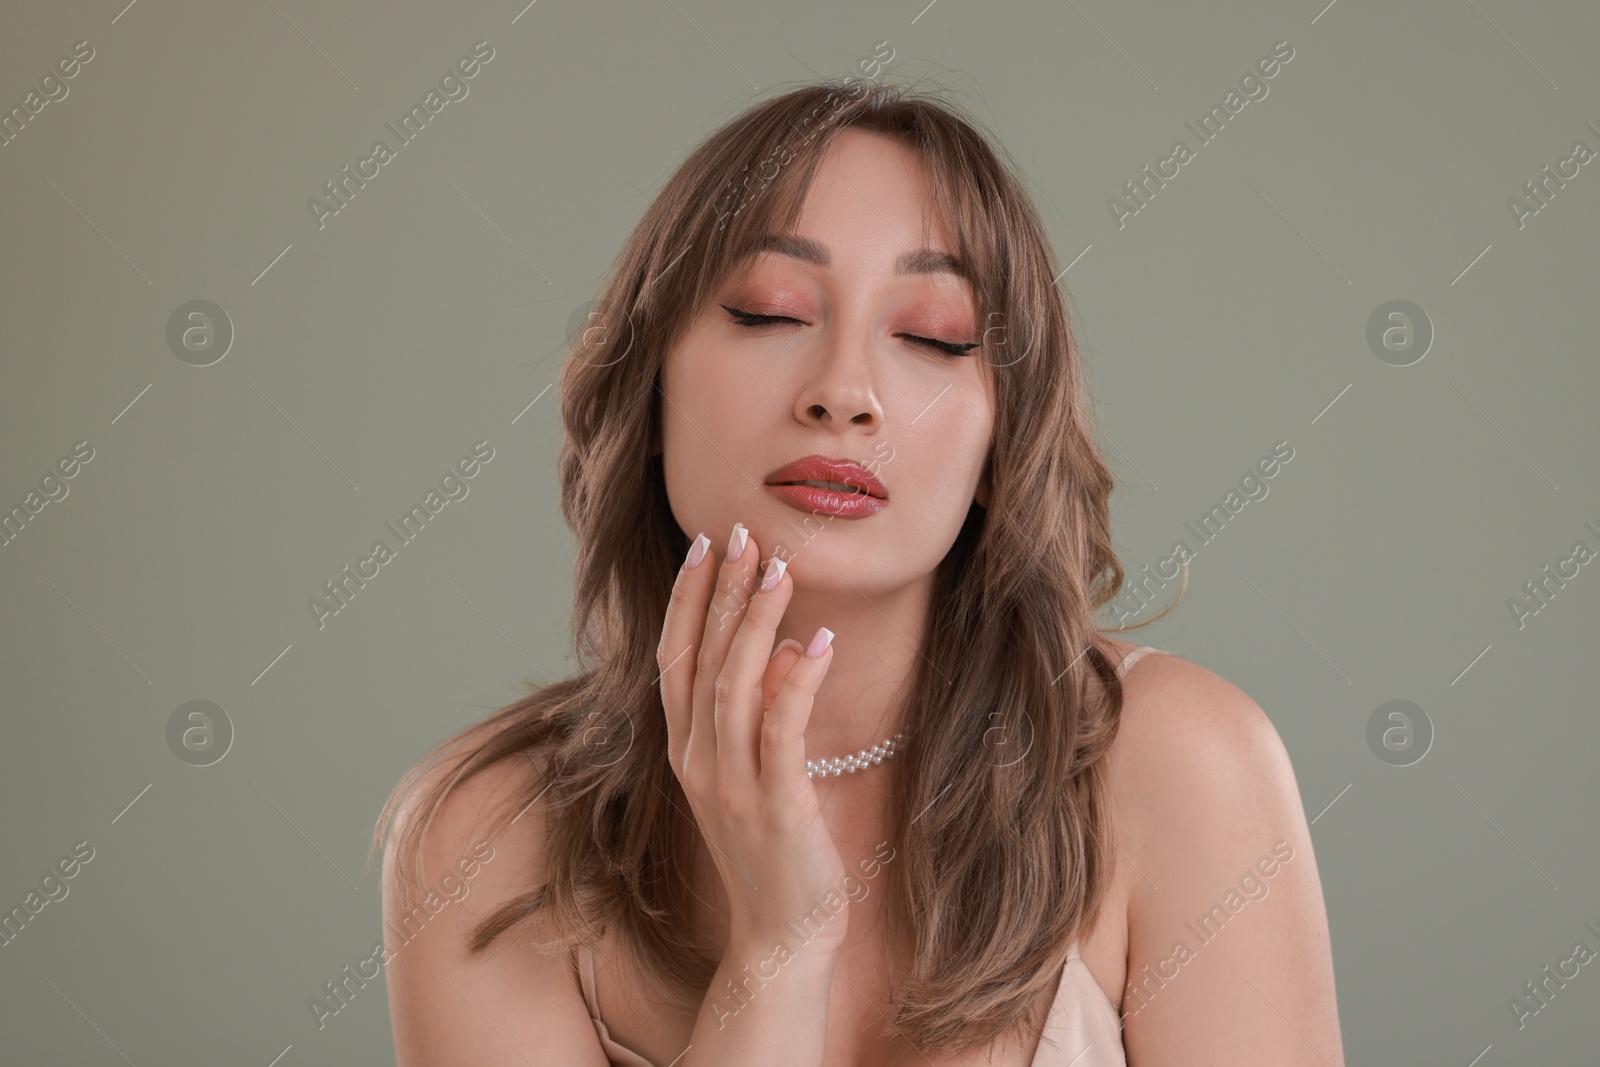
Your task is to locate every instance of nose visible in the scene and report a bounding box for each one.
[792,320,884,430]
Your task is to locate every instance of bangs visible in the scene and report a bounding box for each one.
[600,79,1063,451]
[680,85,1014,338]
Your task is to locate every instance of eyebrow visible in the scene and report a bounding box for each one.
[753,233,968,279]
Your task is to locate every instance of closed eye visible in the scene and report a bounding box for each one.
[907,335,981,357]
[719,305,980,359]
[721,305,800,329]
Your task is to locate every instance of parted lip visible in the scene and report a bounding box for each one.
[765,455,888,500]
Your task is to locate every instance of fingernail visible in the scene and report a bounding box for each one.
[728,522,749,562]
[684,533,710,569]
[805,626,834,659]
[770,638,802,661]
[759,556,787,592]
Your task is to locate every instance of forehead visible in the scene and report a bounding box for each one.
[741,132,975,292]
[742,232,968,286]
[794,129,942,235]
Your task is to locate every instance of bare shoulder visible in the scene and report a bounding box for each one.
[1104,648,1305,894]
[384,747,550,909]
[1105,649,1344,1063]
[1108,648,1293,812]
[381,746,610,1066]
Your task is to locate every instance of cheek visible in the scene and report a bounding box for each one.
[934,392,992,472]
[661,359,715,481]
[664,344,769,448]
[665,336,763,417]
[903,398,991,507]
[659,343,776,507]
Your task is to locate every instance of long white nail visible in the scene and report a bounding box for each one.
[684,533,711,569]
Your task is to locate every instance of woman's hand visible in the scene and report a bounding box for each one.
[657,522,848,954]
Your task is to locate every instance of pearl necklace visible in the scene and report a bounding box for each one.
[806,731,906,779]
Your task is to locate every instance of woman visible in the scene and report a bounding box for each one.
[373,80,1343,1066]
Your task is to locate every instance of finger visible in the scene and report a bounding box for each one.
[657,531,714,774]
[690,523,761,777]
[716,553,793,780]
[763,639,805,710]
[760,626,835,788]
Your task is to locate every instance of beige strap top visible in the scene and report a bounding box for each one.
[573,644,1162,1066]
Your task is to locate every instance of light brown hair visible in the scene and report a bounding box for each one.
[372,78,1179,1053]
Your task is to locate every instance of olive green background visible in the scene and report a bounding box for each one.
[2,0,1597,1064]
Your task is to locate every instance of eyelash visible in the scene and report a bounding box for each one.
[719,305,981,358]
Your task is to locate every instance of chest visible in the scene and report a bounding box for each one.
[588,856,1134,1067]
[819,942,1065,1067]
[594,795,1133,1065]
[594,934,1064,1067]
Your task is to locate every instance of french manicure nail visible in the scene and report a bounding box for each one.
[805,626,834,659]
[728,523,749,562]
[759,556,787,591]
[684,532,710,569]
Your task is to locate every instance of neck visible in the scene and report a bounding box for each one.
[773,571,933,762]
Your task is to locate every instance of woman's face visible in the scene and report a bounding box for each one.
[659,128,994,595]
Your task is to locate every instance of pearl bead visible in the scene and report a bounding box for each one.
[806,732,906,779]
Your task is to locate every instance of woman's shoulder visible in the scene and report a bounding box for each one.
[380,744,553,932]
[1094,644,1339,1058]
[1107,642,1295,805]
[379,746,628,1064]
[1099,639,1287,788]
[1100,642,1312,930]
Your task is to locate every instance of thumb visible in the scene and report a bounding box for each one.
[762,639,805,710]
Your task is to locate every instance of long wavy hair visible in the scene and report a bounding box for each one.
[373,77,1180,1053]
